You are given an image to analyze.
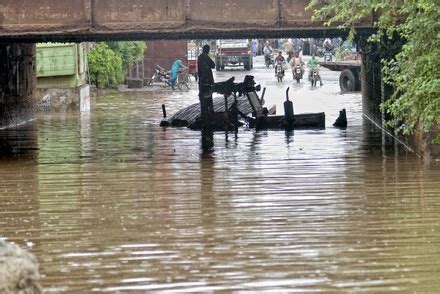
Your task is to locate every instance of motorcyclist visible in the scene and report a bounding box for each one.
[283,39,294,60]
[307,53,323,86]
[263,42,273,65]
[289,52,305,79]
[275,51,286,76]
[323,38,333,53]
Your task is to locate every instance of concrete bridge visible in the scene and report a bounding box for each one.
[1,0,382,132]
[0,0,375,42]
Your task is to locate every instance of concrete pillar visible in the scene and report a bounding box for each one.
[0,43,36,129]
[360,41,383,125]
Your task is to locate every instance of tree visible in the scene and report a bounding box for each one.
[87,43,124,89]
[106,41,145,69]
[308,0,440,142]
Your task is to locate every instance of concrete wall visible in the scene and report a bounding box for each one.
[143,40,188,82]
[360,42,383,124]
[35,85,90,112]
[0,43,36,129]
[360,39,439,159]
[410,122,440,159]
[36,43,89,111]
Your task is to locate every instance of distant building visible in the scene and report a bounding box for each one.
[141,40,188,82]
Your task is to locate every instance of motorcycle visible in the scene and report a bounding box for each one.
[264,53,274,68]
[323,51,333,62]
[292,65,303,83]
[309,65,321,87]
[275,61,286,82]
[316,46,325,58]
[148,65,170,86]
[176,68,190,90]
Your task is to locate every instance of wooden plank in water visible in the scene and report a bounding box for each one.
[250,113,325,129]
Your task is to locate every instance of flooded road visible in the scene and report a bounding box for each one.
[1,56,440,292]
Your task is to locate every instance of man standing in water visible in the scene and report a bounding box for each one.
[197,44,216,120]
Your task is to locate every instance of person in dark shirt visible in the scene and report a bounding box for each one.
[197,45,216,118]
[198,45,215,87]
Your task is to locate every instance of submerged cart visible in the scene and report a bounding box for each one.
[160,76,325,130]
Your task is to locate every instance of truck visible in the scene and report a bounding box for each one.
[320,47,362,92]
[320,59,361,92]
[215,39,253,71]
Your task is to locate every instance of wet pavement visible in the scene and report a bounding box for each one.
[1,55,440,292]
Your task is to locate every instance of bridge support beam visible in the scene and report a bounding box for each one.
[0,43,36,129]
[360,42,384,125]
[360,38,439,158]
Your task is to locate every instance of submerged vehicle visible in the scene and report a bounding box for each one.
[160,76,325,131]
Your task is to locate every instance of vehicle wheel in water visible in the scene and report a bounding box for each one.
[339,69,357,92]
[244,62,251,71]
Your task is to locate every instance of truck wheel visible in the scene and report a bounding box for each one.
[339,69,357,92]
[244,61,251,71]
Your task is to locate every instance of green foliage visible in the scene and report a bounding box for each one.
[335,42,354,61]
[87,43,124,89]
[106,41,145,68]
[308,0,440,141]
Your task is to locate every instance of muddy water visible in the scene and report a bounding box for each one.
[1,58,440,292]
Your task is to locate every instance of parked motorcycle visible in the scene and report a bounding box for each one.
[292,65,303,83]
[275,61,286,82]
[264,53,274,68]
[148,65,170,86]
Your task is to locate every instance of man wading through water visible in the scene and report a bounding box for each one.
[197,45,215,121]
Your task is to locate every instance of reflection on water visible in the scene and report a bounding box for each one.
[0,64,439,292]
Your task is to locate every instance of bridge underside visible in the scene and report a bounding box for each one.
[0,0,374,42]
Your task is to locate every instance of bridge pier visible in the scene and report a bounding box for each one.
[0,43,36,129]
[359,38,439,158]
[360,40,388,125]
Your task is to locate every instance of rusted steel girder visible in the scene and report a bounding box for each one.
[0,0,374,42]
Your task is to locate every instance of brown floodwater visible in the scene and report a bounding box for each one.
[1,58,440,292]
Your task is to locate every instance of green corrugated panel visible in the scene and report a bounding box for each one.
[36,43,77,77]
